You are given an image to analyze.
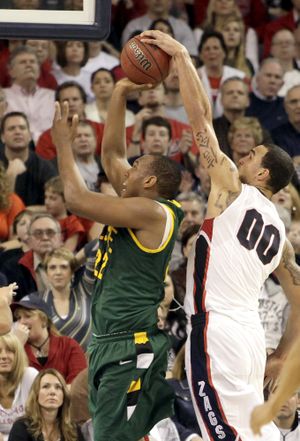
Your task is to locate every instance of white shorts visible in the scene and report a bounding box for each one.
[185,312,280,441]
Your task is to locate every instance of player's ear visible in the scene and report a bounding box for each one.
[257,167,269,182]
[144,175,157,188]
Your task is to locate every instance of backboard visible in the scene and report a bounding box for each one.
[0,0,111,40]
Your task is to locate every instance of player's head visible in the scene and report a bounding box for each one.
[122,154,181,200]
[238,143,295,194]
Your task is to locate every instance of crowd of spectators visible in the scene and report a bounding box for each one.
[0,0,300,440]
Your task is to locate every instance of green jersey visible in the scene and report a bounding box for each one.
[91,199,183,336]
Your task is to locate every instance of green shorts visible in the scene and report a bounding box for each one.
[88,329,174,441]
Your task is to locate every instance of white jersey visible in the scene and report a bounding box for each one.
[184,184,286,323]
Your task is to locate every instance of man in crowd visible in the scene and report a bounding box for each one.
[271,84,300,160]
[36,81,104,160]
[213,77,272,157]
[129,82,197,168]
[4,46,55,142]
[0,111,56,206]
[1,214,62,299]
[246,58,288,131]
[274,393,300,439]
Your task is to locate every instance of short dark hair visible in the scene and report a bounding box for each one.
[0,111,30,134]
[91,67,116,85]
[55,41,89,68]
[262,143,295,194]
[77,120,97,136]
[142,116,172,140]
[12,209,32,236]
[148,154,181,199]
[149,18,175,37]
[198,30,227,56]
[55,81,87,103]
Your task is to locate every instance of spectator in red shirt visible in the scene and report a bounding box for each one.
[35,81,104,161]
[11,293,87,385]
[128,82,198,169]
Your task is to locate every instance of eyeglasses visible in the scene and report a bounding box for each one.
[286,98,300,106]
[30,229,58,239]
[272,41,295,47]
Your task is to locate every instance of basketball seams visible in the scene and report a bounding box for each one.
[120,34,170,84]
[137,39,164,82]
[122,44,158,83]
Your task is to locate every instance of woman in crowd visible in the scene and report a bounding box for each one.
[196,0,259,70]
[0,162,25,243]
[85,68,135,127]
[41,247,94,352]
[220,15,254,78]
[11,294,87,384]
[227,116,263,164]
[53,41,92,101]
[197,30,245,118]
[8,368,84,441]
[272,182,300,222]
[0,333,38,441]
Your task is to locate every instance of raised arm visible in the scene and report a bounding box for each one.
[101,78,152,196]
[0,283,18,334]
[264,239,300,387]
[51,102,166,233]
[140,30,240,191]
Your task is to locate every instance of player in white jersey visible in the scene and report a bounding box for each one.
[140,30,300,441]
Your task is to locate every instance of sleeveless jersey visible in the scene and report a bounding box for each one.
[91,199,183,336]
[184,184,286,323]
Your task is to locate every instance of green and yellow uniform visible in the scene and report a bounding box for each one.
[88,199,183,441]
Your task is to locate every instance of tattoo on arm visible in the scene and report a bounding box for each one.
[195,129,218,168]
[282,242,300,286]
[226,190,240,206]
[221,156,236,173]
[195,130,209,148]
[214,189,240,212]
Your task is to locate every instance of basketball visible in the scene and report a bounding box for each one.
[120,34,171,85]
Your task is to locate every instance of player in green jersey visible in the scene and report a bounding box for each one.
[51,78,184,441]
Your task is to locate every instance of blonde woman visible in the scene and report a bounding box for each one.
[195,0,259,71]
[8,368,84,441]
[220,15,254,78]
[227,116,263,164]
[0,333,38,441]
